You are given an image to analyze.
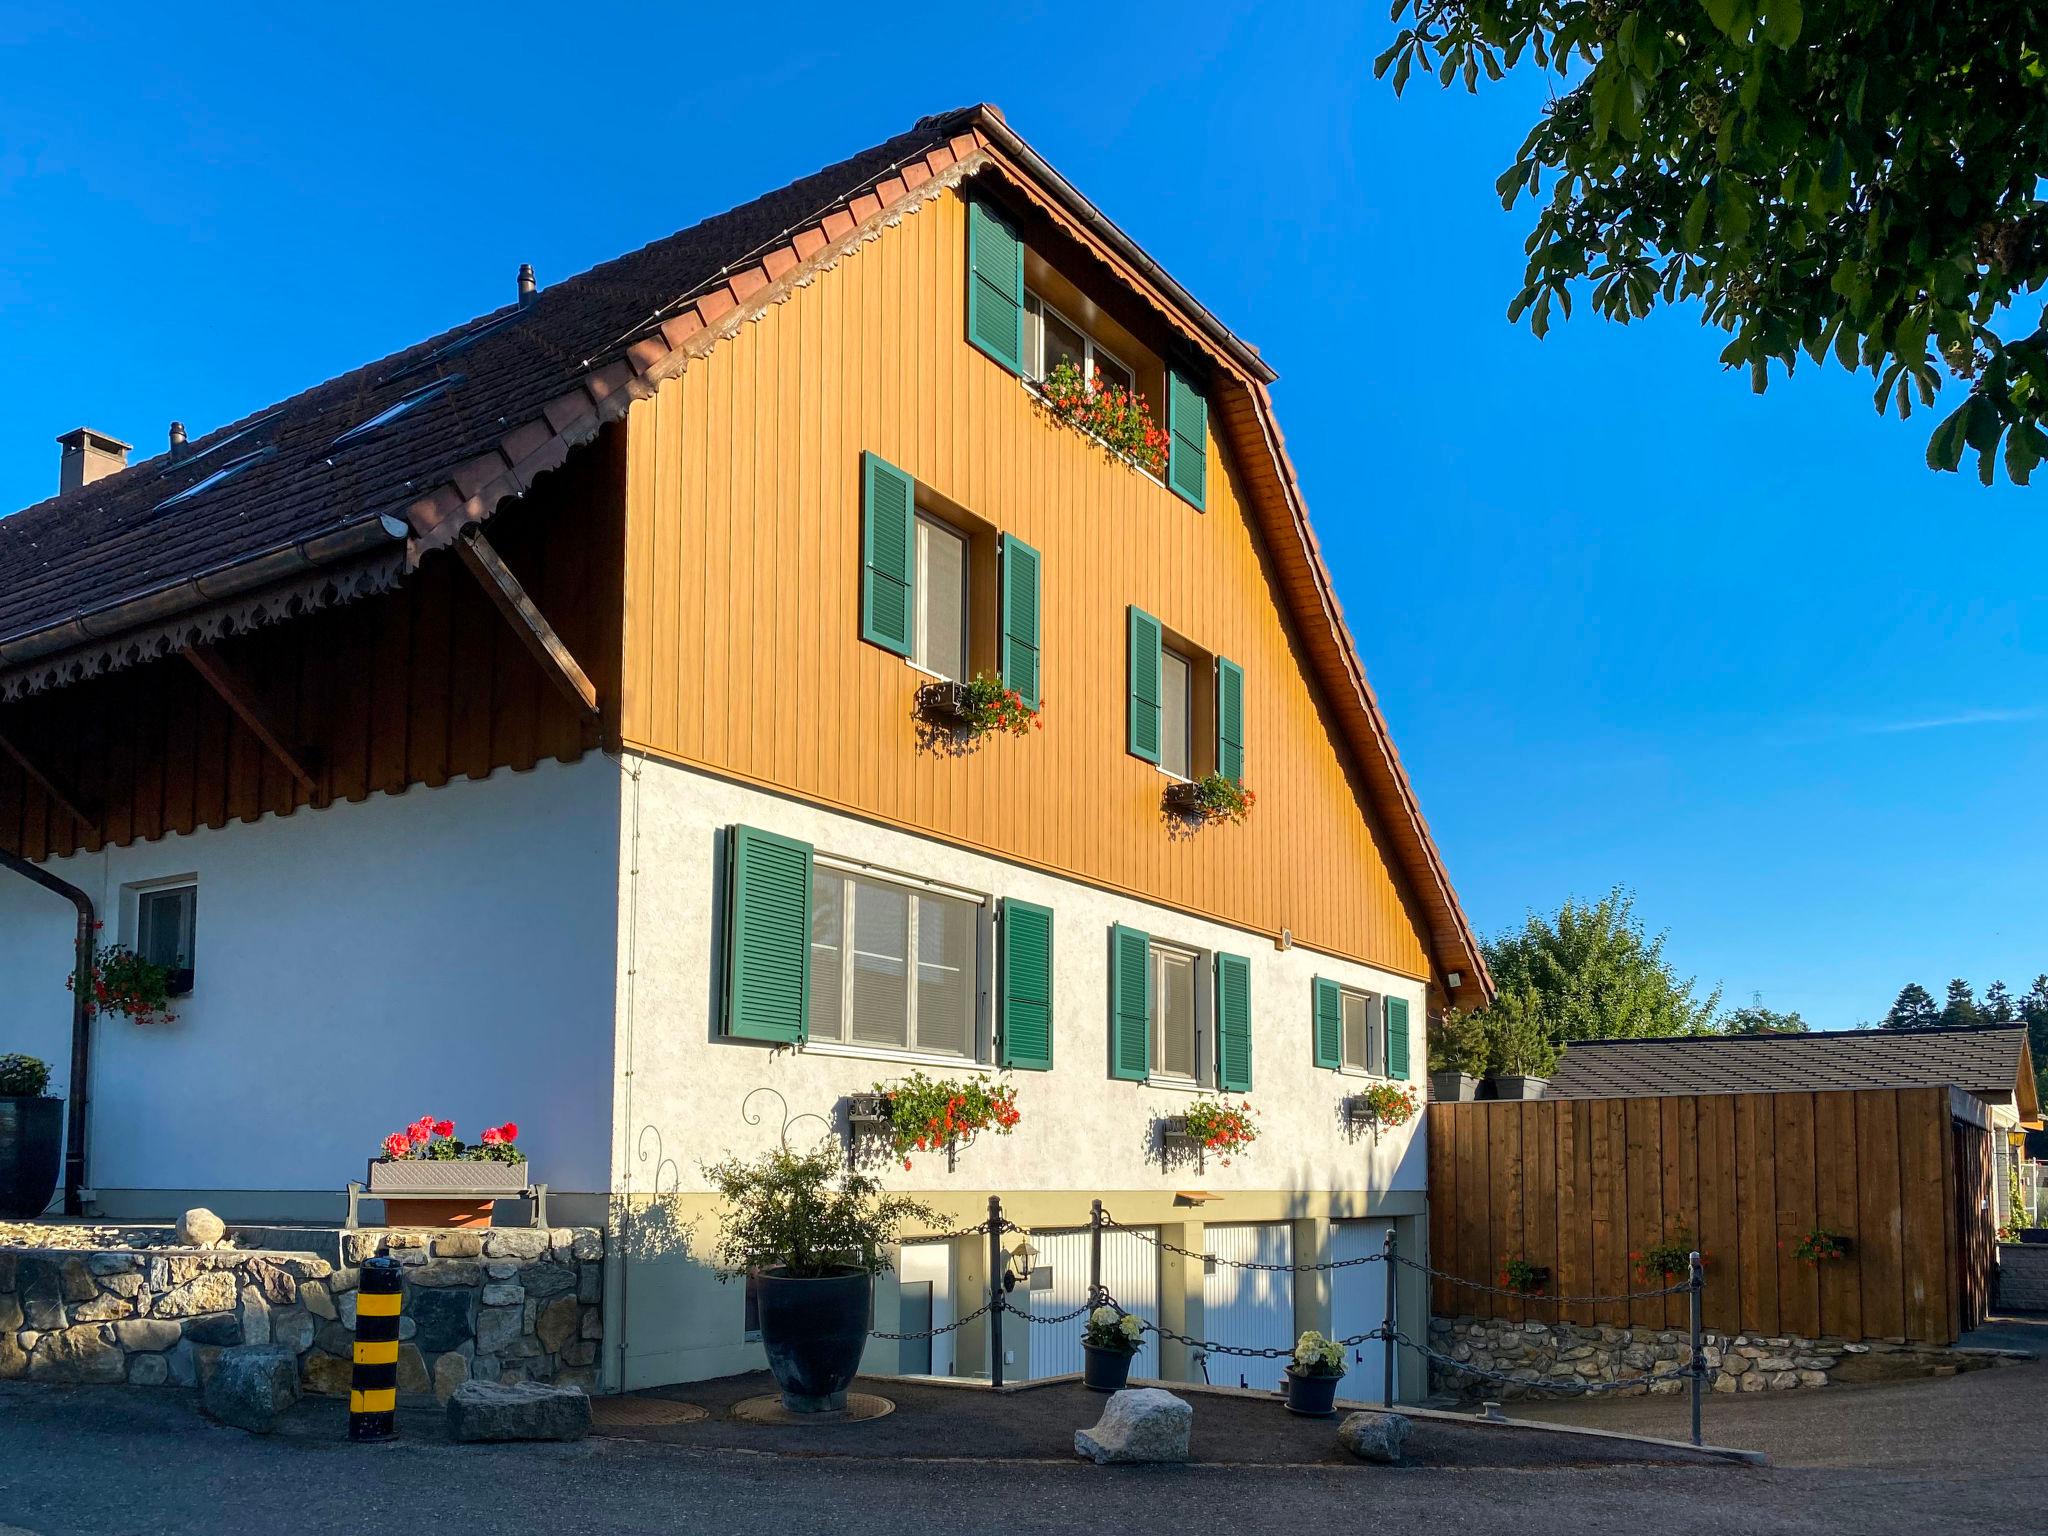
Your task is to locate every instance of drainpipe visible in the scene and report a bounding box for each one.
[0,848,95,1215]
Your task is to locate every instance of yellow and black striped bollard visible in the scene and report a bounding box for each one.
[349,1255,403,1441]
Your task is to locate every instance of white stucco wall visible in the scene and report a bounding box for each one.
[0,757,623,1210]
[612,752,1430,1201]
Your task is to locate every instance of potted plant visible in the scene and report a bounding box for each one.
[1428,1009,1487,1102]
[1284,1329,1346,1416]
[65,925,179,1025]
[704,1141,937,1413]
[1481,987,1559,1100]
[1347,1081,1419,1132]
[856,1071,1021,1170]
[1499,1254,1549,1296]
[1035,359,1170,476]
[0,1054,62,1219]
[1174,1095,1260,1166]
[1162,772,1255,826]
[366,1115,525,1228]
[1081,1304,1144,1391]
[1631,1231,1706,1286]
[1788,1227,1851,1267]
[914,672,1043,742]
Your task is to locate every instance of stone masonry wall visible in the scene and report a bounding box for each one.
[1428,1315,1996,1400]
[1997,1243,2048,1312]
[0,1227,604,1399]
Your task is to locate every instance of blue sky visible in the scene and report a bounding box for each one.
[3,2,2041,1027]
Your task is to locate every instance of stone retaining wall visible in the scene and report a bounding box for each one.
[1997,1242,2048,1312]
[0,1227,604,1399]
[1427,1315,1992,1399]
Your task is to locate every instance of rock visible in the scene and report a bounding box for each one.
[560,1340,596,1367]
[554,1366,598,1392]
[446,1379,592,1442]
[408,1259,482,1289]
[486,1262,522,1281]
[0,1294,19,1332]
[240,1287,272,1346]
[1767,1370,1799,1390]
[398,1343,431,1395]
[577,1266,602,1304]
[475,1304,524,1355]
[128,1353,169,1386]
[1711,1372,1738,1393]
[328,1267,359,1294]
[270,1309,316,1355]
[337,1291,358,1328]
[183,1313,243,1347]
[410,1289,475,1354]
[59,1258,99,1302]
[99,1272,144,1299]
[0,1333,25,1380]
[432,1233,484,1259]
[114,1318,182,1351]
[1758,1356,1796,1372]
[86,1252,137,1275]
[176,1208,228,1248]
[18,1257,64,1330]
[302,1284,337,1321]
[484,1231,550,1262]
[68,1291,133,1323]
[153,1272,238,1318]
[535,1296,580,1352]
[481,1282,524,1307]
[1796,1370,1828,1387]
[1337,1410,1411,1463]
[315,1322,355,1357]
[29,1325,126,1383]
[1074,1388,1193,1465]
[240,1259,302,1306]
[571,1230,603,1262]
[202,1348,300,1433]
[581,1306,603,1341]
[521,1263,577,1299]
[433,1349,471,1402]
[300,1352,355,1397]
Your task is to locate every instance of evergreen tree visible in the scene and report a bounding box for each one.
[1882,983,1940,1030]
[2022,976,2048,1106]
[1940,978,1984,1029]
[1983,980,2018,1025]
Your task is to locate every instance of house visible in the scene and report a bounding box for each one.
[0,105,1491,1396]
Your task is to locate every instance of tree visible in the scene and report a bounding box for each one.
[1939,977,1984,1028]
[1882,982,1940,1029]
[1376,3,2048,484]
[1983,979,2018,1024]
[1723,993,1810,1034]
[1478,887,1722,1045]
[2022,975,2048,1104]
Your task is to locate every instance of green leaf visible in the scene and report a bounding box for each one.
[1681,188,1710,249]
[1761,0,1802,47]
[2005,421,2044,485]
[1702,0,1742,38]
[1717,178,1754,243]
[1926,400,1972,471]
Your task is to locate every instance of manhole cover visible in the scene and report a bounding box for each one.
[729,1392,895,1426]
[591,1397,710,1429]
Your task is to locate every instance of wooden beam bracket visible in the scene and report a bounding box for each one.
[455,527,600,718]
[183,645,320,792]
[0,730,101,839]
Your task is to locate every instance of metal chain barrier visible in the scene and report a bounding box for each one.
[868,1298,996,1341]
[1107,1220,1387,1274]
[1001,1298,1095,1327]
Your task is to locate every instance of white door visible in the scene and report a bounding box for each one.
[1200,1223,1295,1392]
[1332,1221,1396,1405]
[1022,1227,1159,1381]
[894,1240,954,1377]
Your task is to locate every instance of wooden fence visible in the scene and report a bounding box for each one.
[1426,1087,1991,1345]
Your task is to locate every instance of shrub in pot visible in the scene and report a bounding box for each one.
[367,1115,526,1227]
[1427,1009,1487,1102]
[1284,1329,1346,1416]
[1479,986,1561,1100]
[1081,1304,1144,1391]
[0,1053,62,1219]
[705,1142,937,1412]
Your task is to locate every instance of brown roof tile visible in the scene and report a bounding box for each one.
[1545,1026,2034,1103]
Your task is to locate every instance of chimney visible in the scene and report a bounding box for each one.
[517,263,538,307]
[169,421,189,459]
[57,427,132,494]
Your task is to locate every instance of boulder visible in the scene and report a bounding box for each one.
[177,1208,228,1248]
[446,1379,592,1443]
[1335,1410,1408,1460]
[30,1325,126,1384]
[202,1348,301,1433]
[1074,1387,1193,1465]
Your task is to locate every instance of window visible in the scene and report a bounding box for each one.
[809,866,982,1059]
[137,884,197,996]
[1158,647,1194,780]
[1026,292,1133,395]
[332,375,463,447]
[912,514,969,681]
[1341,988,1379,1075]
[153,448,273,513]
[1150,942,1202,1082]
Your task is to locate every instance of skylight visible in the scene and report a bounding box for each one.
[153,447,274,513]
[380,311,520,385]
[332,375,463,448]
[167,410,283,471]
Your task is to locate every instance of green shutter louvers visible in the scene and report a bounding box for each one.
[1109,924,1152,1080]
[1215,952,1252,1091]
[1127,606,1162,764]
[1000,900,1054,1071]
[860,452,915,656]
[1000,535,1042,711]
[1385,995,1411,1080]
[1167,368,1207,509]
[1313,977,1343,1072]
[1216,657,1244,784]
[722,825,813,1044]
[966,199,1025,374]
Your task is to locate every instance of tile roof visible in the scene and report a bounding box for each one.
[1545,1026,2034,1103]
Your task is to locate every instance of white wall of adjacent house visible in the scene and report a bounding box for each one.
[0,756,623,1218]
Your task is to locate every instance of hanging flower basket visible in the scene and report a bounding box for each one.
[1345,1082,1419,1130]
[66,926,179,1026]
[1162,773,1255,826]
[915,672,1042,740]
[1171,1095,1259,1167]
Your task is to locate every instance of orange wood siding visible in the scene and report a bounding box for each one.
[0,429,625,861]
[619,188,1430,976]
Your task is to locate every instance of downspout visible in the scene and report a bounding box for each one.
[0,847,95,1215]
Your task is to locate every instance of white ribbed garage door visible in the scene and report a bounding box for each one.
[1023,1227,1159,1380]
[1332,1221,1396,1404]
[1200,1223,1295,1391]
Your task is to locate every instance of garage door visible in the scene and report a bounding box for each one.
[1200,1222,1295,1391]
[1331,1221,1396,1404]
[1023,1227,1159,1380]
[895,1240,955,1377]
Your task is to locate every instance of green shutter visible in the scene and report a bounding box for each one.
[1167,368,1207,509]
[1313,977,1343,1072]
[860,452,915,656]
[1216,657,1244,784]
[722,825,813,1043]
[1126,606,1162,764]
[1000,535,1042,711]
[1000,900,1054,1071]
[966,199,1025,374]
[1385,995,1411,1079]
[1109,924,1151,1080]
[1215,952,1252,1091]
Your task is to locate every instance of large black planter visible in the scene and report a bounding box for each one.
[0,1095,63,1219]
[756,1266,873,1412]
[1083,1345,1135,1392]
[1284,1369,1341,1417]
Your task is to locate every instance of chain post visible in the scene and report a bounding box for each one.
[987,1195,1005,1389]
[1381,1224,1398,1408]
[1089,1199,1104,1309]
[1688,1249,1704,1447]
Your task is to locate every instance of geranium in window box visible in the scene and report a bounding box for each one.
[1175,1095,1259,1167]
[1162,773,1255,826]
[1345,1082,1419,1131]
[855,1071,1020,1171]
[915,672,1041,740]
[65,924,179,1026]
[367,1116,526,1227]
[1035,359,1169,476]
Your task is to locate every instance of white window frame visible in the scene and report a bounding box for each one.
[126,877,198,997]
[909,511,970,682]
[806,856,993,1066]
[1158,645,1195,782]
[1336,985,1384,1077]
[1025,290,1133,395]
[1147,938,1211,1088]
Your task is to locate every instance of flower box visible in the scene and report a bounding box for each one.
[1161,781,1206,817]
[365,1158,531,1197]
[914,681,975,727]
